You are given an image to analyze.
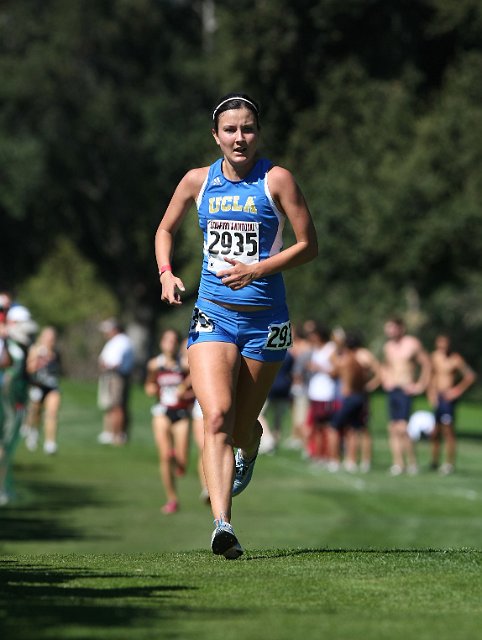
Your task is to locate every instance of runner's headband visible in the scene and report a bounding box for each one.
[212,97,259,121]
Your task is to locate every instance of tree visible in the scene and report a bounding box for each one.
[2,0,482,375]
[0,0,214,326]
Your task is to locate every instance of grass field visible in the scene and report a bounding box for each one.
[1,381,482,639]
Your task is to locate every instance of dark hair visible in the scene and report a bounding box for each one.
[309,322,331,343]
[345,331,363,350]
[162,327,181,341]
[386,315,405,327]
[212,93,260,131]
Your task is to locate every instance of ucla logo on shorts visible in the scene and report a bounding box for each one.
[189,307,215,334]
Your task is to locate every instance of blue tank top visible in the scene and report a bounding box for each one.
[196,157,287,306]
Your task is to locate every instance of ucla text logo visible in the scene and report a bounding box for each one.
[209,196,257,214]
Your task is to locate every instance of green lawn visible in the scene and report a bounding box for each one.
[2,550,482,640]
[1,381,482,639]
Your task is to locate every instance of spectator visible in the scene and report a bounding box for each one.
[0,304,37,504]
[305,323,337,462]
[22,326,62,455]
[428,334,476,475]
[97,318,134,446]
[328,331,380,472]
[381,317,431,475]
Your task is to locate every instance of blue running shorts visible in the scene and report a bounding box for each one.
[387,387,412,422]
[187,298,291,363]
[330,393,368,431]
[435,395,456,426]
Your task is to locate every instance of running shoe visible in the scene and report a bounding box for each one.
[174,461,186,477]
[161,500,179,515]
[43,441,58,455]
[25,428,39,452]
[211,520,244,559]
[389,464,403,476]
[343,460,358,473]
[97,431,114,445]
[232,449,258,497]
[439,463,454,476]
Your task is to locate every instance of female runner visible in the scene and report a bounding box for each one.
[145,328,193,514]
[155,93,318,558]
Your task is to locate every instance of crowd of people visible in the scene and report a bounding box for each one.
[0,290,136,505]
[138,315,477,525]
[381,317,476,476]
[259,316,476,478]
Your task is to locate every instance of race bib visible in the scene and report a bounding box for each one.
[160,385,179,406]
[29,386,44,402]
[264,321,293,350]
[206,219,259,273]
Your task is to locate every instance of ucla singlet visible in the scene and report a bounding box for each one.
[195,158,287,307]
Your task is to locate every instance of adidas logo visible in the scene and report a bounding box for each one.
[211,177,223,186]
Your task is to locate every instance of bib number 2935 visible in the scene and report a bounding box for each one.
[264,321,292,351]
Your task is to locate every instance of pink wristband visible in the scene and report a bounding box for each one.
[159,265,172,275]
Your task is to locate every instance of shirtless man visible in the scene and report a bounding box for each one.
[328,333,379,472]
[428,334,476,475]
[381,317,431,475]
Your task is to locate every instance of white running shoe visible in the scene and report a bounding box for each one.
[97,431,114,445]
[232,449,258,496]
[43,441,58,455]
[211,520,244,559]
[283,437,303,451]
[389,464,403,476]
[258,432,276,455]
[343,460,358,473]
[20,424,30,439]
[439,463,454,476]
[25,428,39,452]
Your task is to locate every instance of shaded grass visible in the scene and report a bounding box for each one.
[1,550,482,640]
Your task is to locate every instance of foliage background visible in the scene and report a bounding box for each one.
[1,0,482,379]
